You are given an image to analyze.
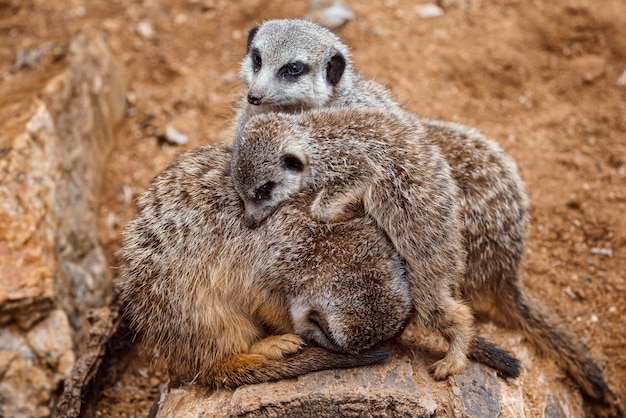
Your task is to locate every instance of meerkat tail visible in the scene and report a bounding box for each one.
[214,346,392,389]
[468,336,521,379]
[496,285,607,401]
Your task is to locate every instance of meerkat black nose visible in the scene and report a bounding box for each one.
[244,215,259,229]
[247,92,263,105]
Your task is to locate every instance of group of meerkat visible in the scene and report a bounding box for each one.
[119,17,614,410]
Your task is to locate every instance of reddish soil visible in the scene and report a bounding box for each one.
[2,0,624,416]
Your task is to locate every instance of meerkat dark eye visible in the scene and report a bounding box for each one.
[286,62,304,75]
[254,181,274,202]
[251,48,262,72]
[278,61,309,80]
[282,154,305,172]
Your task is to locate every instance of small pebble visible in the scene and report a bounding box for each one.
[590,247,613,257]
[72,6,86,17]
[12,42,53,72]
[104,212,116,228]
[571,54,606,82]
[590,314,599,323]
[175,13,188,25]
[119,185,133,203]
[308,1,355,29]
[135,21,154,39]
[608,306,617,314]
[102,18,122,32]
[564,287,577,300]
[415,3,444,18]
[221,70,237,84]
[164,126,188,145]
[617,69,626,87]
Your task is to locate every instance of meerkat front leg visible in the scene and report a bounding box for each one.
[248,334,306,359]
[365,176,474,380]
[310,179,368,223]
[427,292,475,379]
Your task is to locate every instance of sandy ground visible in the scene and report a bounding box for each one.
[1,0,625,416]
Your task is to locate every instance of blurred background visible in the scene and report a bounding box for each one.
[1,0,624,416]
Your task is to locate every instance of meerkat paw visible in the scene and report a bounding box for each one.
[429,356,468,380]
[310,191,361,224]
[310,202,359,224]
[249,334,306,360]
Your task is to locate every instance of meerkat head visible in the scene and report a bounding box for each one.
[231,113,310,228]
[288,251,411,354]
[241,19,352,112]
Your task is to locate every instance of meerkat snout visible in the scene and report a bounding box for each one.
[244,213,260,229]
[247,91,263,105]
[291,304,344,353]
[307,311,337,347]
[242,181,278,228]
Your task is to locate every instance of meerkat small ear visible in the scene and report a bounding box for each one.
[326,52,346,86]
[246,25,260,52]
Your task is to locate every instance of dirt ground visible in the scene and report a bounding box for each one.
[1,0,625,416]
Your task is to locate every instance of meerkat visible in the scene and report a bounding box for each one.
[119,144,410,389]
[119,143,520,390]
[234,18,609,403]
[235,18,407,135]
[231,107,480,381]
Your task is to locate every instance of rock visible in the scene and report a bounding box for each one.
[0,309,75,418]
[0,30,125,416]
[453,362,503,416]
[57,304,123,418]
[155,356,431,418]
[152,344,584,417]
